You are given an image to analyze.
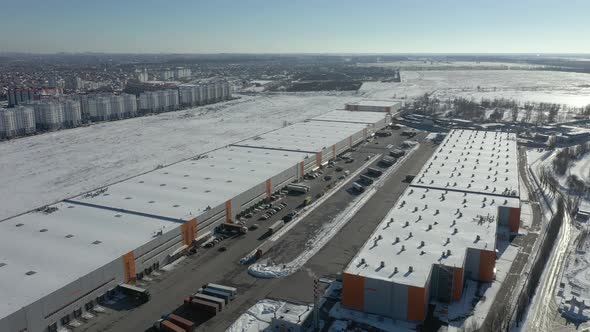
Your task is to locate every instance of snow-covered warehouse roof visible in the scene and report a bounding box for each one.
[69,146,311,221]
[413,129,520,198]
[344,186,519,287]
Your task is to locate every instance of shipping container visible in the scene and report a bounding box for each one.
[193,293,225,311]
[207,283,238,298]
[187,297,218,315]
[162,314,194,332]
[153,319,185,332]
[198,287,231,303]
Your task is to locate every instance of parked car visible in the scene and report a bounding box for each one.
[249,224,259,230]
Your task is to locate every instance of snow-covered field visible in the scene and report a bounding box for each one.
[0,93,357,220]
[359,70,590,107]
[2,70,588,221]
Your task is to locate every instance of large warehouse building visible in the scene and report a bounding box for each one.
[344,100,402,113]
[342,129,521,322]
[0,110,387,332]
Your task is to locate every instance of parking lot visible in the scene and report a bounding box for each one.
[78,127,435,332]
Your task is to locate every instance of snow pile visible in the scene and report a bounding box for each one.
[226,299,284,332]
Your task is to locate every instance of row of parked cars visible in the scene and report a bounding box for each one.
[259,201,288,220]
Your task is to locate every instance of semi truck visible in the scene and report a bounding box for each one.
[118,283,150,303]
[352,182,365,193]
[268,220,285,235]
[153,319,185,332]
[161,314,194,332]
[379,156,396,167]
[360,174,374,185]
[286,183,310,193]
[221,223,248,234]
[389,149,405,158]
[367,167,383,177]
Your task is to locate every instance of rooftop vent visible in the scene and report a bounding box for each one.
[446,237,450,245]
[420,240,425,247]
[401,245,406,251]
[394,267,398,274]
[404,221,409,227]
[447,249,452,256]
[25,271,36,276]
[16,223,23,227]
[453,228,458,235]
[408,266,414,273]
[427,225,432,231]
[408,232,413,238]
[394,236,400,244]
[92,240,102,245]
[360,258,366,264]
[65,234,74,238]
[380,261,385,268]
[39,229,48,232]
[476,235,481,242]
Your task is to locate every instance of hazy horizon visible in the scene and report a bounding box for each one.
[2,0,590,54]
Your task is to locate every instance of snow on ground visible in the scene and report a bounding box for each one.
[558,153,590,214]
[0,92,358,221]
[444,242,519,331]
[247,145,419,278]
[357,60,540,69]
[557,230,590,322]
[226,299,284,332]
[359,70,590,107]
[329,303,417,332]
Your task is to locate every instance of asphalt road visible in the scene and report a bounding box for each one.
[478,147,543,331]
[78,131,435,332]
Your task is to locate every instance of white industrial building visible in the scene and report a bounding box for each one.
[345,100,402,113]
[0,111,388,332]
[233,119,378,166]
[342,129,521,322]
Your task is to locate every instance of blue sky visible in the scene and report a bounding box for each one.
[2,0,589,53]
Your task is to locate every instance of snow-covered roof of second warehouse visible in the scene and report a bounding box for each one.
[232,121,369,154]
[69,146,311,221]
[344,187,519,287]
[308,110,388,125]
[413,129,520,198]
[345,100,401,107]
[0,202,175,320]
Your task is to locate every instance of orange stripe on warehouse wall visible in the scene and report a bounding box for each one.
[332,145,336,160]
[341,273,364,311]
[225,200,232,223]
[479,250,496,282]
[122,251,136,284]
[407,286,427,321]
[509,207,521,233]
[316,152,322,168]
[452,267,464,301]
[181,218,198,246]
[266,179,272,197]
[299,161,304,177]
